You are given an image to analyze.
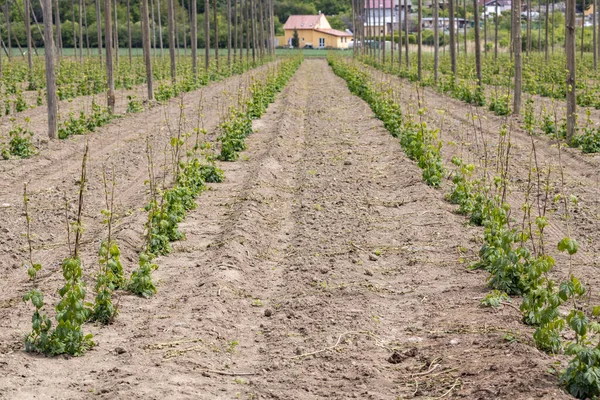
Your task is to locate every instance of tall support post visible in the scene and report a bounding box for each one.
[512,0,522,114]
[104,0,115,111]
[141,0,154,99]
[566,0,576,140]
[43,0,58,138]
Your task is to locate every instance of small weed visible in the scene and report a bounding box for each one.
[227,340,239,353]
[251,299,263,307]
[480,290,510,308]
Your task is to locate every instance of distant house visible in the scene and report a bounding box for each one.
[421,17,470,30]
[478,0,512,15]
[282,14,353,49]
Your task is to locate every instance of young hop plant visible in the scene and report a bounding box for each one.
[91,168,125,324]
[23,144,94,356]
[2,121,37,160]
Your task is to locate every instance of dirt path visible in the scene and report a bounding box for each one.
[0,59,573,399]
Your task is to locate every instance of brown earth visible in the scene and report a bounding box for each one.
[0,59,578,399]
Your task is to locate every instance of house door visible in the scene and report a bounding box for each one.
[319,38,325,48]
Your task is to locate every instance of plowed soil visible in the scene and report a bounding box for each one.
[0,59,581,399]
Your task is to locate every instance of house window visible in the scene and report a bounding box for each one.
[319,38,325,47]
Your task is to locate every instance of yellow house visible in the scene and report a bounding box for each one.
[585,5,594,16]
[283,14,353,49]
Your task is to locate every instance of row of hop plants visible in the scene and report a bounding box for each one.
[149,57,276,103]
[523,99,600,154]
[217,56,304,162]
[0,57,277,160]
[437,53,600,109]
[328,55,444,187]
[335,54,600,399]
[363,55,600,155]
[449,147,600,399]
[21,55,303,357]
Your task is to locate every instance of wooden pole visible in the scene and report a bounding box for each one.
[512,0,522,114]
[205,0,210,69]
[167,0,176,82]
[214,0,219,68]
[141,0,154,99]
[95,0,102,63]
[127,0,132,63]
[191,0,197,75]
[42,0,57,138]
[566,0,576,140]
[24,0,33,70]
[104,0,115,111]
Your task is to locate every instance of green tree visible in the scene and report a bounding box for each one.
[292,27,299,47]
[275,0,317,23]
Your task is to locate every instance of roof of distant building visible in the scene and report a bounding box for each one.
[315,28,353,37]
[283,15,322,30]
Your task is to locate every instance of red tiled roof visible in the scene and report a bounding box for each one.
[283,15,322,30]
[315,28,353,37]
[365,0,395,8]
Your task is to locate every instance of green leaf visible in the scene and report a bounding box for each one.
[558,238,579,255]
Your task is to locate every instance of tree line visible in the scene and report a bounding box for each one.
[0,0,279,50]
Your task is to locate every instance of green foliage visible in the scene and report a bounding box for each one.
[91,240,121,324]
[199,160,225,183]
[480,290,510,308]
[22,289,54,354]
[53,256,94,355]
[155,83,178,102]
[488,93,510,116]
[58,101,114,139]
[446,157,496,226]
[523,98,536,135]
[128,252,158,298]
[15,91,28,112]
[24,256,94,356]
[572,127,600,153]
[91,191,126,325]
[217,109,252,161]
[58,111,88,139]
[560,308,600,399]
[145,152,227,256]
[2,124,36,160]
[438,74,486,106]
[558,237,579,256]
[126,95,144,113]
[540,109,556,136]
